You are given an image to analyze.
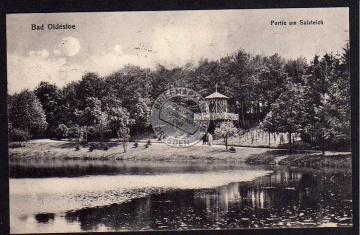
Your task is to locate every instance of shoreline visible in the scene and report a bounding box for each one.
[9,140,352,168]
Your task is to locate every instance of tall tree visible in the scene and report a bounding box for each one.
[97,112,110,142]
[105,65,154,108]
[59,81,81,126]
[101,94,135,136]
[310,47,351,152]
[262,83,313,152]
[285,57,308,84]
[9,90,48,138]
[74,97,103,142]
[191,59,222,97]
[78,72,105,109]
[259,54,288,110]
[130,96,151,140]
[34,81,62,137]
[226,50,255,125]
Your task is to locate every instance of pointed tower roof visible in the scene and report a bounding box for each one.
[205,84,229,99]
[205,91,229,99]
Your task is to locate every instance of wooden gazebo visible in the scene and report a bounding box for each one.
[194,85,238,121]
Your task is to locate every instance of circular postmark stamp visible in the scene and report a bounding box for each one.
[151,87,209,147]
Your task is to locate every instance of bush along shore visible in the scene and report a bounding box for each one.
[9,140,351,168]
[245,150,352,168]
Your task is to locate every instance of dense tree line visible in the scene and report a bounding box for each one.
[262,45,350,152]
[8,45,351,151]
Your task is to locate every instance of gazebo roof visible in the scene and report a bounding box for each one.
[205,91,229,99]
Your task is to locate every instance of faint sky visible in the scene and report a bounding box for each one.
[7,8,349,94]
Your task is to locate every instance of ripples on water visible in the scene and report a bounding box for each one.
[62,170,353,231]
[10,158,270,178]
[9,159,352,233]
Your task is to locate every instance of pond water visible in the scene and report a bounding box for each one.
[9,159,353,233]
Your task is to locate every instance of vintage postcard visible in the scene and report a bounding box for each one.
[6,7,355,234]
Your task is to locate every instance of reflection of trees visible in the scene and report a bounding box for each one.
[65,196,151,231]
[35,213,55,224]
[196,170,304,216]
[254,170,301,188]
[191,169,352,228]
[57,169,352,231]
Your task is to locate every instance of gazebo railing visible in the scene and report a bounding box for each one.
[194,113,239,121]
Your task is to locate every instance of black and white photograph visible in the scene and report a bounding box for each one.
[6,6,356,234]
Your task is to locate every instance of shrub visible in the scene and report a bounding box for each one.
[293,141,311,150]
[101,143,108,151]
[89,143,95,152]
[214,121,238,150]
[9,128,30,146]
[87,126,99,142]
[67,125,82,141]
[54,124,68,140]
[229,146,236,153]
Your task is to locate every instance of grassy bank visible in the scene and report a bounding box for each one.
[9,140,270,163]
[9,140,352,167]
[245,150,352,168]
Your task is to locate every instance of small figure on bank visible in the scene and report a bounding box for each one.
[202,132,208,145]
[208,133,213,146]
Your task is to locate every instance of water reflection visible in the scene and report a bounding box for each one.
[35,213,55,224]
[10,158,269,178]
[56,168,352,231]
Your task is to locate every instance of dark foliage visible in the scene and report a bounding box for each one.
[7,45,351,152]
